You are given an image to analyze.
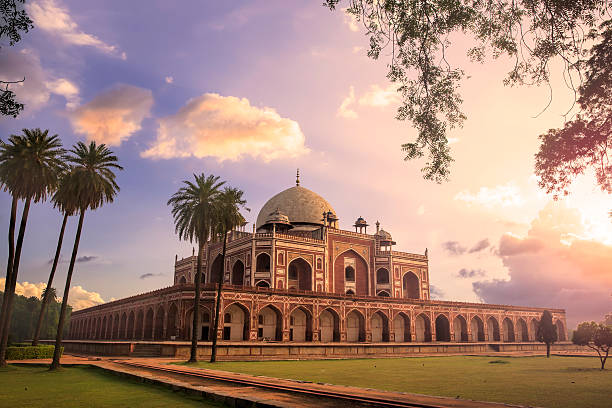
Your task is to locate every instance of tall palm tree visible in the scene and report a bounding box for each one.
[210,187,247,363]
[168,173,225,363]
[0,129,65,367]
[32,171,74,346]
[50,142,122,370]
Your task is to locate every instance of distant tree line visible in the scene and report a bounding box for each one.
[0,289,71,343]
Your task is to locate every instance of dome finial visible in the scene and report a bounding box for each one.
[296,168,300,186]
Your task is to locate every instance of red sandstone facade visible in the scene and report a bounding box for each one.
[69,180,568,348]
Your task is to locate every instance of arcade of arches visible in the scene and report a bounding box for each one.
[68,287,568,344]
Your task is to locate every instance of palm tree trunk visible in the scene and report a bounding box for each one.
[188,242,203,363]
[32,213,69,346]
[0,196,18,364]
[50,210,85,370]
[210,230,227,363]
[0,197,30,367]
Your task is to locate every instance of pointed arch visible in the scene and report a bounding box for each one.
[319,308,340,342]
[453,315,468,342]
[555,320,566,341]
[435,314,451,341]
[289,306,312,341]
[119,312,127,339]
[402,272,420,299]
[113,314,120,339]
[415,313,432,342]
[371,310,390,342]
[257,304,282,341]
[127,311,135,339]
[517,318,529,342]
[470,315,485,342]
[231,259,245,286]
[209,254,224,284]
[393,312,411,342]
[487,316,500,341]
[334,249,369,296]
[529,318,538,341]
[223,302,249,341]
[376,268,389,284]
[255,252,271,272]
[144,308,154,340]
[288,257,312,291]
[135,309,144,340]
[346,309,366,342]
[154,305,165,340]
[502,317,515,342]
[166,303,179,340]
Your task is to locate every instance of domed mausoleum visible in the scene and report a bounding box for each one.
[68,172,568,359]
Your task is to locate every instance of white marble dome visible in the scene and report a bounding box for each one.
[256,185,337,229]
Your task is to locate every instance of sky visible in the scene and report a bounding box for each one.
[0,0,610,328]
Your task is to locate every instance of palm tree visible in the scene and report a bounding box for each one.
[168,173,225,363]
[210,187,247,363]
[32,171,74,346]
[50,142,122,370]
[0,128,65,367]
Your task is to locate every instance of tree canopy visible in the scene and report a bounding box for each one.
[1,0,34,117]
[573,321,612,369]
[325,0,611,192]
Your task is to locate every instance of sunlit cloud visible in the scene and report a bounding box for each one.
[141,93,308,162]
[0,278,106,310]
[68,84,153,146]
[337,86,358,119]
[358,84,401,107]
[26,0,123,57]
[454,183,525,208]
[473,202,612,328]
[46,78,80,108]
[343,9,359,32]
[165,76,174,84]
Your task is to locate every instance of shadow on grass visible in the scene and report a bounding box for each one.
[564,367,606,373]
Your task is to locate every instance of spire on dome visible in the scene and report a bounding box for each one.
[296,168,300,186]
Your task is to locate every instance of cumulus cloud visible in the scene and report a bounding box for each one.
[469,238,490,253]
[454,183,525,208]
[68,84,153,146]
[457,268,486,278]
[441,241,467,256]
[67,285,105,310]
[141,93,308,162]
[429,284,445,300]
[0,49,79,113]
[358,84,401,107]
[343,9,359,32]
[337,86,358,119]
[473,202,612,328]
[165,76,174,84]
[26,0,123,57]
[337,84,400,119]
[0,278,105,310]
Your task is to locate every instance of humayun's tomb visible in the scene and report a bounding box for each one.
[64,175,569,359]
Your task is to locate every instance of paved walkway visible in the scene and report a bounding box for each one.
[6,354,549,408]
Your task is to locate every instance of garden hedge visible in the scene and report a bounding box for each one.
[6,345,62,360]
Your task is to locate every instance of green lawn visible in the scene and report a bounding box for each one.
[179,356,611,408]
[0,365,220,408]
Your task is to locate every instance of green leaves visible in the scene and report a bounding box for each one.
[326,1,609,183]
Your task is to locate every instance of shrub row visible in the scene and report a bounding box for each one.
[6,345,62,360]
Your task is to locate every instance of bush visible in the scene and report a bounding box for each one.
[6,345,62,360]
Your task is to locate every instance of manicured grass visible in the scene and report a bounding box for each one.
[0,365,220,408]
[178,356,611,408]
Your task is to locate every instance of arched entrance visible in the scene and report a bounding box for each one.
[376,268,389,284]
[470,316,485,342]
[119,313,127,339]
[209,254,223,284]
[319,309,340,342]
[334,250,369,295]
[231,260,245,286]
[223,303,248,341]
[144,308,154,340]
[435,314,451,341]
[502,318,515,342]
[289,307,312,341]
[101,317,107,339]
[135,310,144,340]
[530,319,538,341]
[393,313,411,342]
[556,320,566,341]
[453,315,468,342]
[127,311,135,339]
[288,258,312,291]
[371,311,389,342]
[346,310,365,342]
[517,318,529,342]
[415,313,432,342]
[154,306,165,340]
[179,276,187,284]
[166,303,178,340]
[258,305,282,341]
[487,316,500,341]
[113,314,119,339]
[402,272,420,299]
